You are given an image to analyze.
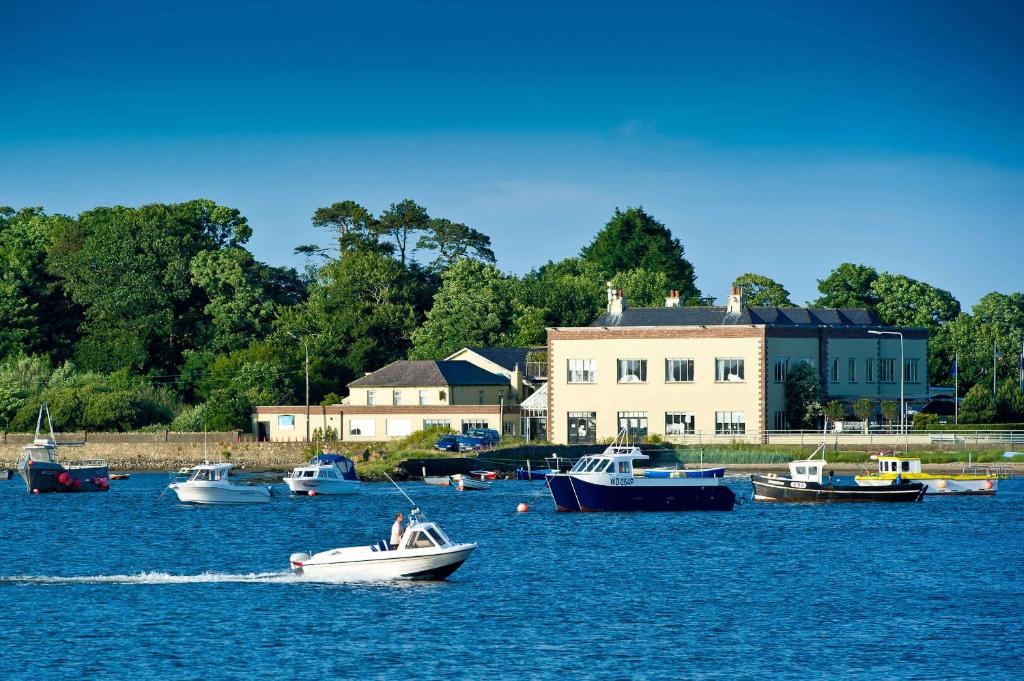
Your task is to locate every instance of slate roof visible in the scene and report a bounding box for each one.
[590,306,887,328]
[462,346,544,372]
[348,360,510,387]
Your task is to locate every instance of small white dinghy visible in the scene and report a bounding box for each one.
[289,507,476,581]
[284,454,361,495]
[168,463,273,505]
[450,473,491,491]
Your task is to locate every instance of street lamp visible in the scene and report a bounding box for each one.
[287,331,320,443]
[869,330,904,436]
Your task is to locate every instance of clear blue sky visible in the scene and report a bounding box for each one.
[2,0,1022,307]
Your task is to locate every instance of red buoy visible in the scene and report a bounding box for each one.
[58,472,71,486]
[72,478,82,490]
[517,502,529,513]
[32,488,40,494]
[308,490,318,497]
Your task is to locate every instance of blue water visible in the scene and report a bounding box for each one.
[1,474,1022,680]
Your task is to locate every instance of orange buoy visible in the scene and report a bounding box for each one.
[936,479,948,490]
[308,490,318,497]
[517,502,529,513]
[32,488,40,494]
[984,480,994,489]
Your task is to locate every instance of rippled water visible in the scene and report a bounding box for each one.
[1,473,1021,680]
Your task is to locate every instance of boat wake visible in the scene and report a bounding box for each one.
[0,570,299,586]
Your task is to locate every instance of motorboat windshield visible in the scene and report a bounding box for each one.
[189,464,233,482]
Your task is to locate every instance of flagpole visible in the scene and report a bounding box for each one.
[993,339,997,395]
[954,352,958,425]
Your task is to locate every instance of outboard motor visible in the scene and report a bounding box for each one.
[289,552,311,575]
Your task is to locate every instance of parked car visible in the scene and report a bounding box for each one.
[434,435,484,453]
[466,428,500,445]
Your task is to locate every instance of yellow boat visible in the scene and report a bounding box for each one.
[854,452,1000,495]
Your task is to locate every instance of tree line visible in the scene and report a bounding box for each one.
[1,200,1021,431]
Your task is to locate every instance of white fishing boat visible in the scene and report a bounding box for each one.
[450,473,491,491]
[284,454,361,495]
[854,452,1000,495]
[289,505,476,581]
[168,463,273,504]
[423,476,451,487]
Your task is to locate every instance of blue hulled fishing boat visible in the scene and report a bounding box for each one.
[545,433,735,512]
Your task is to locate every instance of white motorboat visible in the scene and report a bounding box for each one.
[450,473,491,491]
[284,454,361,495]
[289,508,476,581]
[168,463,273,504]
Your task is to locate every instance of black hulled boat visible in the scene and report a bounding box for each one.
[16,405,109,494]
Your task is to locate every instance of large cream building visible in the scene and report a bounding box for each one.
[546,288,929,444]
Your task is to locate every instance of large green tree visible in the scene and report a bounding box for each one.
[872,273,960,331]
[296,200,383,259]
[609,268,671,307]
[416,218,495,270]
[580,207,701,303]
[376,199,430,265]
[517,258,607,328]
[784,361,822,429]
[732,273,794,307]
[0,207,82,362]
[811,263,881,309]
[960,383,996,424]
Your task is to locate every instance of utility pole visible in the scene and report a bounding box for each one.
[304,337,311,444]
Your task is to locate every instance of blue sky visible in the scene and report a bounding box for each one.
[2,0,1022,307]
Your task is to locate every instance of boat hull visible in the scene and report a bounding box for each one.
[169,482,272,504]
[546,474,735,512]
[515,468,555,481]
[18,460,109,493]
[283,478,360,495]
[294,546,476,582]
[854,476,996,495]
[752,475,926,502]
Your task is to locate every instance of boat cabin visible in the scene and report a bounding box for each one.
[569,446,649,476]
[401,522,453,550]
[871,454,922,475]
[787,460,826,484]
[188,463,234,482]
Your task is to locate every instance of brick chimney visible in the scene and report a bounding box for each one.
[664,290,681,308]
[607,287,626,314]
[727,286,745,314]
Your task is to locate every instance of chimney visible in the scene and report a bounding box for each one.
[727,286,745,314]
[608,288,626,314]
[664,290,681,308]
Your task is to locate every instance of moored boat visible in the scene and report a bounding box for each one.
[284,454,361,495]
[752,447,926,503]
[854,452,999,495]
[516,467,556,480]
[289,507,476,581]
[545,432,735,512]
[642,466,726,479]
[468,470,497,481]
[423,475,451,486]
[450,473,491,490]
[16,405,109,494]
[168,463,273,504]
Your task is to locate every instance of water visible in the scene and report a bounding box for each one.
[1,474,1022,680]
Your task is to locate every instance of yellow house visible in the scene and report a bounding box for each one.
[546,287,929,444]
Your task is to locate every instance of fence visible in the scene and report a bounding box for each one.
[663,429,1024,450]
[0,431,242,445]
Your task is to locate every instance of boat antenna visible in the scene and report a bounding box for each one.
[384,473,418,510]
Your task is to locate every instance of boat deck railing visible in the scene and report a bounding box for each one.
[962,464,1013,478]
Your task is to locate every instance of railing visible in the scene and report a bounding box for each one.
[661,429,1024,448]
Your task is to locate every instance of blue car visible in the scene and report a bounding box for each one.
[466,428,500,445]
[434,435,483,453]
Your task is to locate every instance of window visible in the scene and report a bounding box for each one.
[830,358,839,383]
[665,412,695,436]
[617,359,647,383]
[502,420,516,436]
[478,390,485,405]
[461,419,489,433]
[715,411,746,435]
[407,531,436,549]
[367,390,376,406]
[715,358,745,382]
[773,411,788,431]
[904,359,920,383]
[879,358,896,383]
[423,419,450,430]
[901,460,910,472]
[567,412,596,444]
[386,419,412,437]
[567,359,595,384]
[665,358,694,383]
[617,411,648,437]
[348,418,375,437]
[773,358,789,383]
[392,390,401,406]
[795,466,806,475]
[277,415,295,430]
[418,390,429,406]
[848,358,857,383]
[865,358,875,383]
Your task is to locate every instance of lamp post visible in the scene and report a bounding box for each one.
[869,330,904,436]
[287,332,320,443]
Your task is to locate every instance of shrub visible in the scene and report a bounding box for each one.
[912,412,939,429]
[880,401,899,425]
[996,379,1024,422]
[853,398,874,423]
[824,400,846,423]
[960,383,996,424]
[785,362,822,429]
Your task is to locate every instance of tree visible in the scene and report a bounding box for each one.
[853,398,874,433]
[960,383,996,424]
[0,208,82,362]
[296,200,383,259]
[880,400,900,428]
[609,268,671,307]
[190,248,279,353]
[823,400,846,424]
[410,259,517,359]
[784,362,821,429]
[732,273,793,307]
[872,273,960,332]
[812,263,881,309]
[996,378,1024,423]
[581,207,701,303]
[376,199,430,265]
[517,258,607,328]
[416,218,495,270]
